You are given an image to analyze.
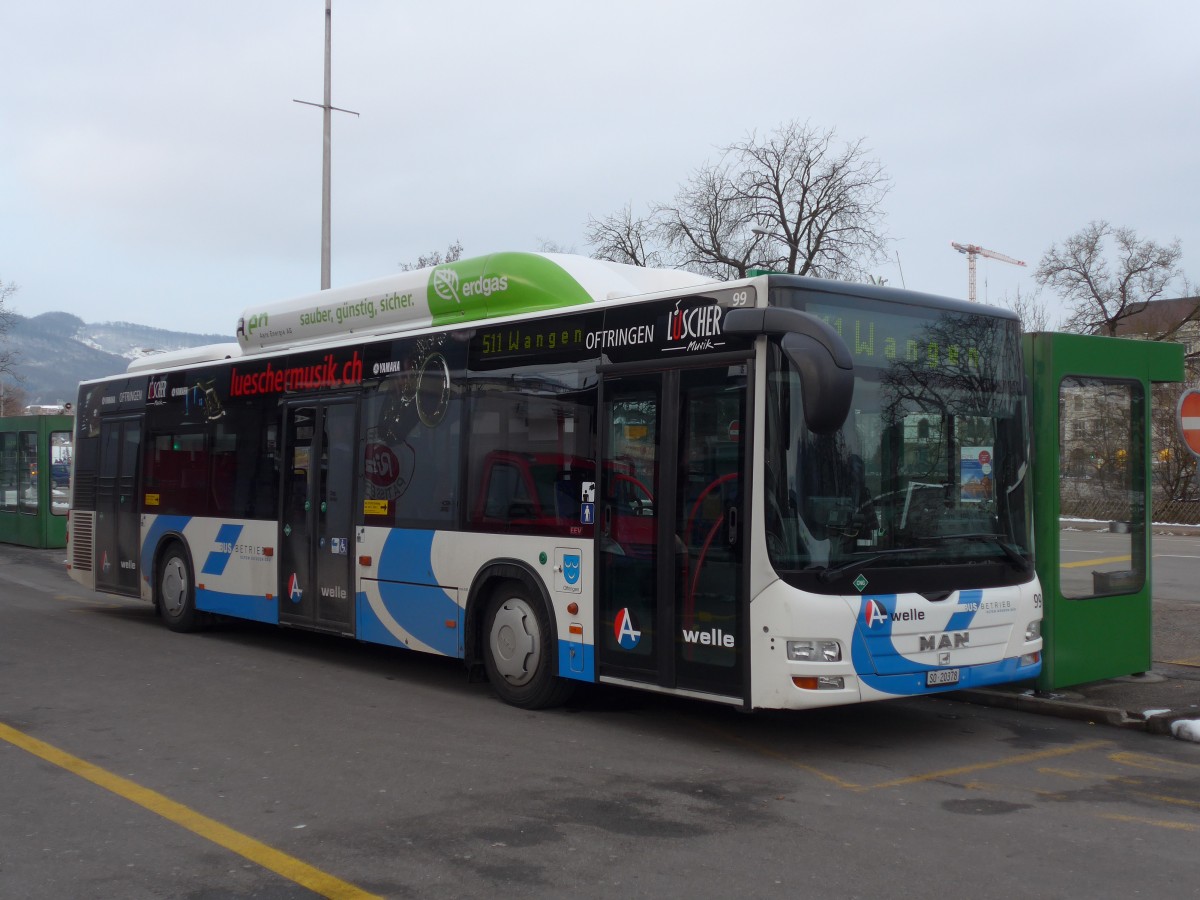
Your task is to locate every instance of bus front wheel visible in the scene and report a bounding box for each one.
[482,582,573,709]
[158,543,202,633]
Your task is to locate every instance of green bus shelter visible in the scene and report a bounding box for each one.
[1024,332,1185,690]
[0,414,74,549]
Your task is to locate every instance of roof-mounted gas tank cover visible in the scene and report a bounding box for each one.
[723,307,854,434]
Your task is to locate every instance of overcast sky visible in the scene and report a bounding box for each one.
[2,1,1196,336]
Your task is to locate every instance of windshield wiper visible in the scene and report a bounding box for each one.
[814,547,935,584]
[917,533,1032,573]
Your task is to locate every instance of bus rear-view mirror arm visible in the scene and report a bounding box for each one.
[723,307,855,434]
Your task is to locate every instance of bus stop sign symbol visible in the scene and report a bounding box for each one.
[1177,389,1200,459]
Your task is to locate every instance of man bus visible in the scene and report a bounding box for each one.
[67,252,1041,709]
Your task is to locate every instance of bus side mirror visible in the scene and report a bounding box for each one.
[724,307,854,434]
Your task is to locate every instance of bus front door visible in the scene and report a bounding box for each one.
[598,364,748,702]
[95,416,142,596]
[279,399,357,634]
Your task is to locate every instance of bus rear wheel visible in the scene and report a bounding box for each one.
[483,582,573,709]
[158,543,202,633]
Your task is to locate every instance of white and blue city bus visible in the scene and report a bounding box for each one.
[66,252,1042,709]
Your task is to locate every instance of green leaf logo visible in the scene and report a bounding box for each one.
[432,267,460,304]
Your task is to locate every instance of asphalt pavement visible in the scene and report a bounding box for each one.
[7,542,1199,740]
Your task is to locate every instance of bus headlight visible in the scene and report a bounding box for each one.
[1025,620,1042,642]
[787,639,842,662]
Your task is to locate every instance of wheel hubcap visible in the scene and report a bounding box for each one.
[161,558,187,616]
[489,599,539,686]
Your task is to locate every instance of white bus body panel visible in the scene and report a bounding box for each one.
[748,576,1043,710]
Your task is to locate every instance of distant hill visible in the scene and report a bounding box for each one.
[5,312,231,405]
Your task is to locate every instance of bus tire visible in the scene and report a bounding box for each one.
[482,581,573,709]
[157,542,202,633]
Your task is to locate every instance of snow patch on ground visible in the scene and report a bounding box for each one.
[1170,719,1200,742]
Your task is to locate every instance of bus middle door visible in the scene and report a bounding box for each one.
[279,398,357,635]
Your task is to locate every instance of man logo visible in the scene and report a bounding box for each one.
[432,267,460,304]
[614,608,641,649]
[864,598,889,629]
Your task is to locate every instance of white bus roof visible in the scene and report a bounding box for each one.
[233,252,715,355]
[126,342,243,373]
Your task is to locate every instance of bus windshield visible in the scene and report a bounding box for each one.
[765,287,1033,593]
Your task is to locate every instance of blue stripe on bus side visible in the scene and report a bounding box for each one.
[196,587,278,624]
[857,655,1041,696]
[557,638,595,682]
[357,580,462,657]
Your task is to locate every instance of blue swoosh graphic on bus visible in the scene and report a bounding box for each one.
[851,592,1035,695]
[140,515,193,577]
[201,523,244,576]
[358,529,461,657]
[946,589,983,632]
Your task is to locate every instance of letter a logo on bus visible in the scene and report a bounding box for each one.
[614,608,642,649]
[287,573,303,604]
[864,598,889,629]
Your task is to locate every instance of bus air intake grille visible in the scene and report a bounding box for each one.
[71,511,95,573]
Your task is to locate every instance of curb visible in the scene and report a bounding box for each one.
[956,688,1198,736]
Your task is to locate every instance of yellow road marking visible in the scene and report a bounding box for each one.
[1110,751,1200,775]
[1037,766,1138,784]
[1132,792,1200,810]
[1099,813,1198,832]
[1037,767,1095,780]
[1060,555,1131,569]
[1161,656,1200,667]
[694,723,866,791]
[0,722,380,900]
[868,740,1112,789]
[699,718,1110,792]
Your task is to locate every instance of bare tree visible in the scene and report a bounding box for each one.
[732,123,890,280]
[536,238,579,255]
[0,278,17,381]
[585,203,664,268]
[0,381,27,416]
[656,161,758,279]
[1034,221,1190,336]
[587,121,891,281]
[995,286,1057,333]
[400,240,464,271]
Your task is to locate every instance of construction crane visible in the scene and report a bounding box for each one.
[951,242,1026,303]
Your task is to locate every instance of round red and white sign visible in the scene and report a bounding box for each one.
[1177,389,1200,458]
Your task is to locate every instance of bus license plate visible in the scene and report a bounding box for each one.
[926,668,960,687]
